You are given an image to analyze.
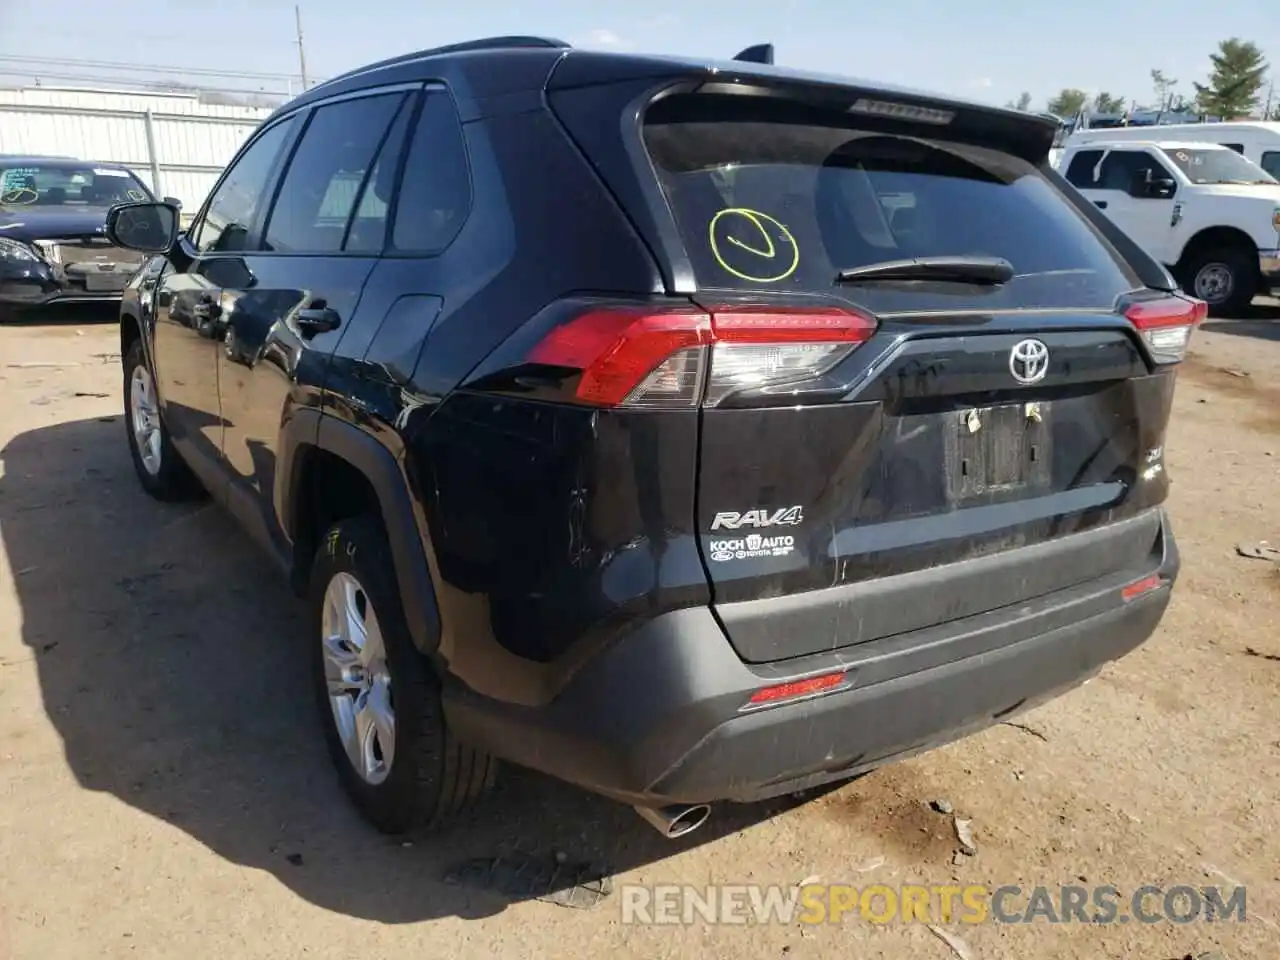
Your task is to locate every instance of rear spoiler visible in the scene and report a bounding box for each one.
[548,50,1060,166]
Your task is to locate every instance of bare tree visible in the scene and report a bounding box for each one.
[1005,91,1033,111]
[1151,69,1177,109]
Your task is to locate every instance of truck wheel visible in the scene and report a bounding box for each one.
[1183,247,1257,316]
[123,339,201,500]
[308,516,496,834]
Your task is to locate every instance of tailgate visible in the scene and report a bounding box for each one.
[634,89,1189,663]
[697,321,1177,661]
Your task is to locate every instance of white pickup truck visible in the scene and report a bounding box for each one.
[1056,139,1280,313]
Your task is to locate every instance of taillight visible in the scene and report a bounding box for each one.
[1124,295,1207,364]
[525,303,877,408]
[705,307,876,407]
[527,306,711,407]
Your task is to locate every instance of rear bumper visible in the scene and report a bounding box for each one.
[444,508,1179,806]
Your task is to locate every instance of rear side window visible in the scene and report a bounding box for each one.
[262,92,407,254]
[390,91,471,253]
[344,101,414,254]
[1264,151,1280,179]
[642,95,1142,312]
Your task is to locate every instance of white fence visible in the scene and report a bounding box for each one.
[0,87,273,218]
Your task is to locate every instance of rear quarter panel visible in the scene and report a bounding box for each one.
[391,101,692,704]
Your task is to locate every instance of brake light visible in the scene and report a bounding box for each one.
[1124,295,1207,364]
[526,303,877,408]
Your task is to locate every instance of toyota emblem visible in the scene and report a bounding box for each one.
[1009,338,1049,385]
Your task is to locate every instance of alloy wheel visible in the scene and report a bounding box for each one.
[129,365,163,476]
[321,572,396,785]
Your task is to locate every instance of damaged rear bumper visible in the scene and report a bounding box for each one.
[444,508,1180,806]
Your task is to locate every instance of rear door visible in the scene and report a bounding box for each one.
[636,91,1190,662]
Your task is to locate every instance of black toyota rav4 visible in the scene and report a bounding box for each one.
[107,37,1195,839]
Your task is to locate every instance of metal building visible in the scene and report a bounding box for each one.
[0,86,272,215]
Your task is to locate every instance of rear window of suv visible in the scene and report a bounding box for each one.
[641,94,1142,313]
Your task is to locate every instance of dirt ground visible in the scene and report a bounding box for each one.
[1,305,1277,960]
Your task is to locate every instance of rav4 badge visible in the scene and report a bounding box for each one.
[710,506,804,531]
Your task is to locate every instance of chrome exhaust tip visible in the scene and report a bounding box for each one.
[634,803,712,839]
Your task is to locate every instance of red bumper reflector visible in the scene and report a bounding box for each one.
[1121,574,1163,602]
[747,671,848,707]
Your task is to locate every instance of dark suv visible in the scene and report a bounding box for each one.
[106,37,1194,840]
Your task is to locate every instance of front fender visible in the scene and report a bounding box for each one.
[119,256,165,368]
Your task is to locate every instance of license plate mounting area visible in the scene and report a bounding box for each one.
[943,402,1052,502]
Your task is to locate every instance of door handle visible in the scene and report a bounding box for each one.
[1093,200,1108,209]
[295,306,341,337]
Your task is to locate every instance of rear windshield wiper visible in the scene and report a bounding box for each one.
[835,256,1015,286]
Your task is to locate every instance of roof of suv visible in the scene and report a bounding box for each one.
[276,35,1054,140]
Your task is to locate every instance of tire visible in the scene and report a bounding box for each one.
[122,338,201,500]
[1182,246,1257,316]
[308,516,496,834]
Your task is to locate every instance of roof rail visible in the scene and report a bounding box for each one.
[313,36,571,90]
[733,43,774,64]
[421,36,570,56]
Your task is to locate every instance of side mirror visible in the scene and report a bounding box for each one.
[162,196,183,210]
[105,201,179,254]
[1128,171,1176,199]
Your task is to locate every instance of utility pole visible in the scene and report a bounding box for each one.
[1265,79,1275,120]
[295,5,309,91]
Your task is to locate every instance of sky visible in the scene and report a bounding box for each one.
[0,0,1274,111]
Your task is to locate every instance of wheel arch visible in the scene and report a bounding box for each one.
[1176,226,1260,274]
[279,408,442,657]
